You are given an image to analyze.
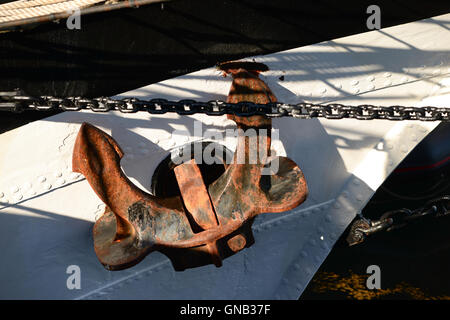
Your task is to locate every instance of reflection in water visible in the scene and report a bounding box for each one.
[310,271,450,300]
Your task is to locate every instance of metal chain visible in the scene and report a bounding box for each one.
[3,91,449,243]
[1,90,449,121]
[346,195,450,246]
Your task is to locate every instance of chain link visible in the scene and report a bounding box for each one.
[346,196,450,246]
[0,90,449,121]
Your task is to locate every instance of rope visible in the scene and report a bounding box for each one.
[0,0,169,29]
[0,0,106,23]
[0,0,82,10]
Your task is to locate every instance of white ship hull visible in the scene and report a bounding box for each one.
[0,14,449,299]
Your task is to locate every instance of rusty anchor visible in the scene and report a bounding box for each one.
[72,61,308,271]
